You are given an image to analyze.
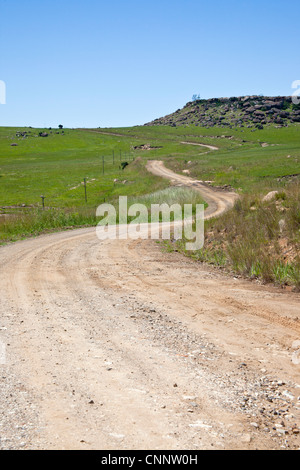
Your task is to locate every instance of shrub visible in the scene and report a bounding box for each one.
[121,161,129,170]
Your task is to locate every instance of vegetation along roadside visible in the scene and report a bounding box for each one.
[1,97,299,288]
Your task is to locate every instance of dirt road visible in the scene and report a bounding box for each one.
[180,141,219,151]
[147,160,238,219]
[0,162,300,450]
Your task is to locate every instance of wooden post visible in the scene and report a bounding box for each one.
[40,195,45,210]
[84,178,87,203]
[102,156,105,175]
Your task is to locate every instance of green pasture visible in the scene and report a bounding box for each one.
[0,123,299,243]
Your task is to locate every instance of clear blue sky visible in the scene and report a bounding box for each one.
[1,0,300,128]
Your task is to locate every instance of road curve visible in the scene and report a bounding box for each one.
[0,164,300,450]
[147,160,238,219]
[180,141,219,151]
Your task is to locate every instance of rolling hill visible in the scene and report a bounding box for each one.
[145,95,300,129]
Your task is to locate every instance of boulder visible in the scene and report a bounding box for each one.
[262,191,279,202]
[279,219,286,233]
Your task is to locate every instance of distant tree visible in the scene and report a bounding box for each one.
[192,94,201,101]
[58,124,63,129]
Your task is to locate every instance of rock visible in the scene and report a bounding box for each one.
[262,191,279,202]
[145,95,299,128]
[283,390,295,400]
[11,143,18,146]
[275,118,284,125]
[246,107,256,113]
[279,219,286,233]
[241,434,252,443]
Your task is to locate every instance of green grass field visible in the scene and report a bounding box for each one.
[0,127,168,209]
[2,124,299,208]
[0,124,299,255]
[83,124,300,193]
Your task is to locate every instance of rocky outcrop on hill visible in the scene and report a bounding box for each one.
[145,96,300,129]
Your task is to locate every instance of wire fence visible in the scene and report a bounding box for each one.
[38,151,136,207]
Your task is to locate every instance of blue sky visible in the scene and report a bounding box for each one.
[0,0,300,128]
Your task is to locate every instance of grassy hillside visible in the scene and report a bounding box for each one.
[146,95,300,129]
[0,127,168,242]
[92,124,300,192]
[0,127,165,209]
[0,122,299,289]
[88,124,300,289]
[166,180,300,290]
[0,125,215,242]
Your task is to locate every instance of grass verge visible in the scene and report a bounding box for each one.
[164,179,300,290]
[0,207,98,244]
[0,186,206,244]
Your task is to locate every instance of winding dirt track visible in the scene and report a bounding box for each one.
[147,160,238,219]
[0,161,300,450]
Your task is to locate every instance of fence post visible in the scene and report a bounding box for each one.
[84,178,87,203]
